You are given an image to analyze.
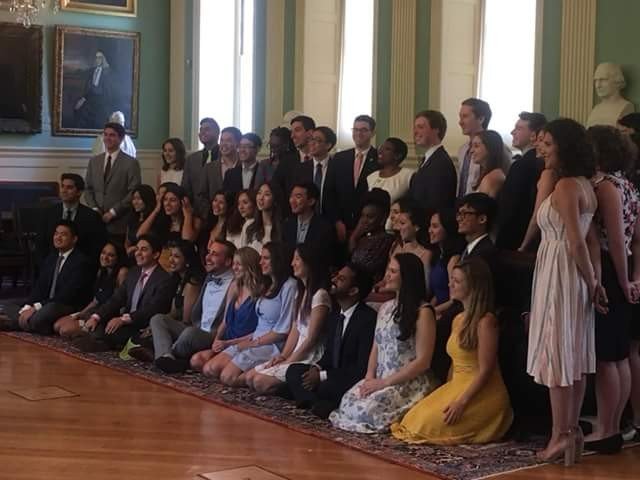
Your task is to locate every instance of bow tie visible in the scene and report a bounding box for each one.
[209,275,225,286]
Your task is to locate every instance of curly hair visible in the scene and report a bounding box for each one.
[587,125,634,175]
[542,118,595,178]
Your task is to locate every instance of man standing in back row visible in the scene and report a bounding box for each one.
[85,122,141,245]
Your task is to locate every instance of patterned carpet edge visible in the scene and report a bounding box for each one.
[2,331,550,480]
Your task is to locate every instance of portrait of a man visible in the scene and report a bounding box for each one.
[53,26,139,137]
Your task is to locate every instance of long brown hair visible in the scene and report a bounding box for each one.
[453,258,494,350]
[234,247,264,298]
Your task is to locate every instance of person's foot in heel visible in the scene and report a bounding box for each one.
[155,355,189,374]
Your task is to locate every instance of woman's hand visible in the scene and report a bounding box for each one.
[182,197,193,216]
[443,397,468,425]
[591,282,609,314]
[265,355,286,368]
[211,339,227,353]
[358,378,386,398]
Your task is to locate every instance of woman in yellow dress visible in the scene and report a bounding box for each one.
[391,258,513,445]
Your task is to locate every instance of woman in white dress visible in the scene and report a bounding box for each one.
[158,138,186,187]
[245,182,283,253]
[526,118,606,464]
[225,189,256,249]
[367,137,414,205]
[246,243,331,393]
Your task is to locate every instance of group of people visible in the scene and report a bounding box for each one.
[3,98,640,464]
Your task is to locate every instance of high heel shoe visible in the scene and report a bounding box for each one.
[584,433,623,454]
[537,430,576,466]
[573,426,584,464]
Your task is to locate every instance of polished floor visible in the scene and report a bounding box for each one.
[0,335,638,480]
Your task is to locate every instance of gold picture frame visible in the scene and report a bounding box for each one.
[53,25,140,137]
[60,0,137,17]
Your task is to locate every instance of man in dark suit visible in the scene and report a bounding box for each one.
[84,122,141,243]
[182,117,221,218]
[75,234,176,351]
[457,192,498,263]
[38,173,107,266]
[223,133,262,194]
[73,50,112,129]
[331,115,380,236]
[283,183,336,266]
[496,112,547,251]
[286,263,376,418]
[0,220,94,334]
[293,126,338,221]
[409,110,457,214]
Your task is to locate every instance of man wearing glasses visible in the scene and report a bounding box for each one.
[456,192,498,263]
[224,132,262,194]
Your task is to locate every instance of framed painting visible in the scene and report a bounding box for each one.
[0,22,43,134]
[60,0,137,17]
[53,25,140,137]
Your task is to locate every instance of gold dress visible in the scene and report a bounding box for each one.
[391,313,513,445]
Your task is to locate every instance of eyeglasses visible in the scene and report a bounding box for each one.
[456,210,479,219]
[309,137,326,144]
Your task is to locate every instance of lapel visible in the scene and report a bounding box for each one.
[134,266,161,307]
[339,302,362,353]
[357,146,378,185]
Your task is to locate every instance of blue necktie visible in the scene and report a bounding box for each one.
[314,163,323,213]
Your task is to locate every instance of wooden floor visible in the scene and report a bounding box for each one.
[0,336,638,480]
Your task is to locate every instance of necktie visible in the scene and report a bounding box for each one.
[332,314,346,368]
[48,254,64,299]
[457,148,471,198]
[513,154,523,162]
[353,151,364,187]
[202,149,210,166]
[314,163,323,213]
[130,272,148,313]
[64,208,72,221]
[104,155,112,183]
[460,248,469,262]
[210,275,224,286]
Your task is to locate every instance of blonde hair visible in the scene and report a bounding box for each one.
[453,258,494,350]
[234,247,263,298]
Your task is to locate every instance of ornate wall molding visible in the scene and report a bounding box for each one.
[558,0,596,123]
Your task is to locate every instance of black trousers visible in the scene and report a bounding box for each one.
[285,363,353,411]
[91,322,140,350]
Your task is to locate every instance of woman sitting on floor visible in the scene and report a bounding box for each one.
[246,243,331,394]
[190,247,262,371]
[330,253,438,433]
[200,242,298,387]
[53,241,128,338]
[391,258,513,445]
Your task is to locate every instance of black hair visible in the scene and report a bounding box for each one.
[354,114,376,131]
[314,126,337,150]
[415,110,447,140]
[54,219,78,237]
[345,262,374,300]
[269,126,296,153]
[392,253,428,341]
[396,198,429,246]
[161,137,187,171]
[226,189,256,236]
[241,132,263,150]
[458,192,498,232]
[473,130,504,190]
[104,122,125,138]
[132,184,157,220]
[292,182,321,202]
[206,189,235,238]
[430,208,466,265]
[60,173,85,191]
[290,115,316,131]
[263,241,293,299]
[361,188,391,224]
[461,98,492,129]
[137,233,162,253]
[294,243,329,320]
[386,137,408,165]
[221,126,242,143]
[543,118,595,179]
[246,182,283,244]
[200,117,220,134]
[167,239,205,287]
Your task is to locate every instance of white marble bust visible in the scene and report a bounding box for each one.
[587,63,635,127]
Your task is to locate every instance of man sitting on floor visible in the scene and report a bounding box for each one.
[75,234,176,352]
[285,263,376,418]
[0,220,94,334]
[145,240,235,374]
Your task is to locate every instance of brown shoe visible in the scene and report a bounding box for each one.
[128,346,155,362]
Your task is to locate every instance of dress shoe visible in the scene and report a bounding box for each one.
[0,313,14,331]
[311,400,336,419]
[155,356,189,374]
[584,433,623,454]
[72,336,111,353]
[128,346,155,363]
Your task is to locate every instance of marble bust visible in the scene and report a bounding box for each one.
[587,63,635,127]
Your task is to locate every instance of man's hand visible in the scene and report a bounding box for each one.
[102,211,115,223]
[302,366,321,391]
[105,317,126,335]
[85,316,99,332]
[18,307,35,330]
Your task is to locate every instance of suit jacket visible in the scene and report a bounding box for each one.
[223,163,258,194]
[29,249,95,310]
[271,150,302,209]
[496,149,544,250]
[38,203,108,265]
[464,235,497,263]
[283,213,337,265]
[293,156,339,221]
[96,264,176,329]
[409,145,457,213]
[317,303,377,391]
[331,146,380,229]
[463,235,507,304]
[182,146,221,218]
[84,150,141,234]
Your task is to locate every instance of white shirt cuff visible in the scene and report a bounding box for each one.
[109,208,117,217]
[319,370,328,382]
[18,304,32,314]
[121,313,132,323]
[33,302,42,311]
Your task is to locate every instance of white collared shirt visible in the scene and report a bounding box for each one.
[464,233,489,257]
[93,66,102,86]
[420,143,442,168]
[241,161,258,189]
